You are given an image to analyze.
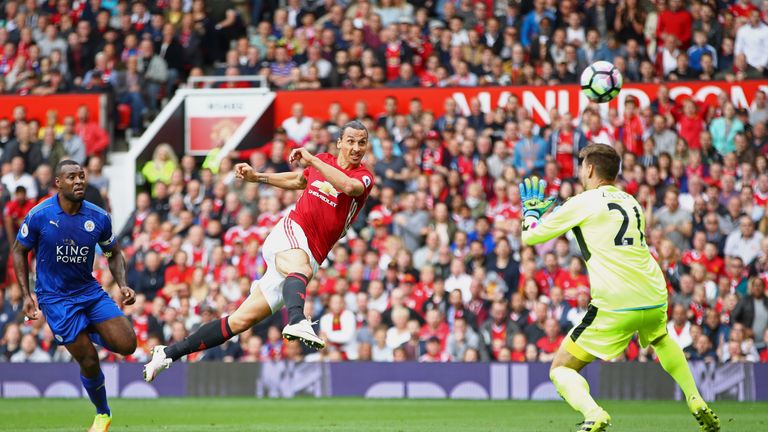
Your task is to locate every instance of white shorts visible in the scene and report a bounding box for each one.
[253,217,319,312]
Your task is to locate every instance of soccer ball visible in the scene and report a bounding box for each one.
[580,61,623,103]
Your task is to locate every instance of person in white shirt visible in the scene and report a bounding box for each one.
[724,216,764,266]
[367,280,389,313]
[319,294,358,360]
[444,258,473,303]
[281,103,313,144]
[734,10,768,71]
[1,156,38,199]
[667,304,693,349]
[299,45,332,80]
[385,307,412,349]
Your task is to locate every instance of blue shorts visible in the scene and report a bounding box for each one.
[39,289,124,347]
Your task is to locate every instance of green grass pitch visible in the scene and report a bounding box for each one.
[2,398,766,431]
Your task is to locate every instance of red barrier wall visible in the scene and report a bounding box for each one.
[274,81,768,127]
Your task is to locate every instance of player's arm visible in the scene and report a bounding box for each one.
[234,163,307,190]
[13,238,42,321]
[292,148,365,197]
[521,193,590,246]
[12,240,38,317]
[100,218,136,305]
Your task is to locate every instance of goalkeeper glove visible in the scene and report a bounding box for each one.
[518,176,556,220]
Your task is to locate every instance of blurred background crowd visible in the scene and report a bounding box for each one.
[1,0,768,364]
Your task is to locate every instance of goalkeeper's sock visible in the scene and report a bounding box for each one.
[164,317,234,361]
[653,334,703,403]
[550,366,602,418]
[80,370,110,416]
[283,272,309,325]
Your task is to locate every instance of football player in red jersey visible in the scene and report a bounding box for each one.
[144,121,374,382]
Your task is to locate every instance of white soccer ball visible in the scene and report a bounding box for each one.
[580,61,623,103]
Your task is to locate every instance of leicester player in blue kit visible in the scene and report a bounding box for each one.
[13,160,137,432]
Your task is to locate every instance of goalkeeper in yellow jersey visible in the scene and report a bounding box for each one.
[519,144,719,432]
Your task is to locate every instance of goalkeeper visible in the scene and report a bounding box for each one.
[519,144,719,432]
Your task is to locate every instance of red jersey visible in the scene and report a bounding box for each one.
[618,115,644,156]
[384,43,403,81]
[290,153,374,263]
[754,190,768,207]
[536,335,564,354]
[681,250,706,267]
[223,225,260,251]
[678,115,704,150]
[702,255,725,277]
[554,131,576,178]
[256,213,282,239]
[535,268,567,297]
[4,199,35,229]
[730,2,758,18]
[555,272,590,307]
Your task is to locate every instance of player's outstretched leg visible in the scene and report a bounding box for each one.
[652,334,720,432]
[144,287,273,383]
[275,249,325,349]
[550,340,611,432]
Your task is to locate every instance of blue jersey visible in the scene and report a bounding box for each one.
[16,195,116,301]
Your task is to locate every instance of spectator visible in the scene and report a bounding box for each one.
[130,251,165,301]
[371,325,394,361]
[2,156,38,200]
[732,277,768,344]
[1,122,42,170]
[320,294,358,360]
[648,114,678,156]
[709,103,745,156]
[667,303,694,349]
[3,185,35,242]
[141,143,178,197]
[651,187,692,252]
[751,91,768,126]
[10,334,52,363]
[446,316,484,361]
[513,119,547,176]
[60,116,87,165]
[75,105,109,157]
[734,10,768,71]
[445,258,473,303]
[687,30,718,72]
[281,103,312,144]
[725,216,764,266]
[656,0,693,48]
[536,318,564,362]
[113,55,146,134]
[548,112,587,179]
[685,334,717,363]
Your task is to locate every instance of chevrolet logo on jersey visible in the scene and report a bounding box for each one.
[311,180,339,198]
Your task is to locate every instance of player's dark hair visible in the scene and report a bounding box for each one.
[55,159,81,177]
[338,120,368,139]
[578,144,621,181]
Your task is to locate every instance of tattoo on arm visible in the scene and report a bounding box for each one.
[255,175,270,184]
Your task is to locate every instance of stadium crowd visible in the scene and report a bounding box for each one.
[1,0,768,134]
[1,0,768,365]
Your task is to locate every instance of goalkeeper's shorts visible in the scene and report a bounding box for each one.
[566,304,668,361]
